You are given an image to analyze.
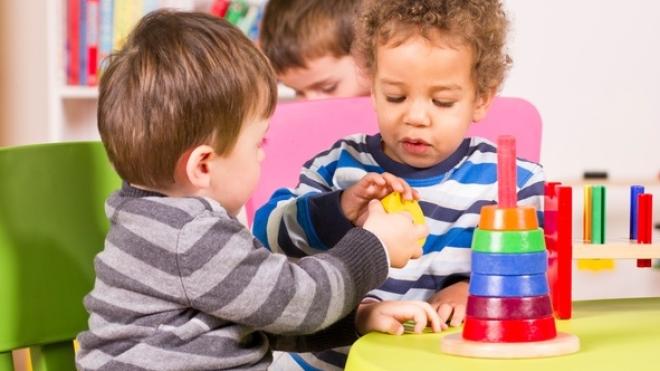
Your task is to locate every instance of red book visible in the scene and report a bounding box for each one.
[67,0,81,85]
[211,0,231,17]
[86,0,99,85]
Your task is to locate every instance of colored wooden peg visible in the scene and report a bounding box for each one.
[636,193,653,268]
[579,185,614,271]
[545,185,573,319]
[591,185,606,244]
[497,135,517,208]
[629,185,645,240]
[583,185,592,242]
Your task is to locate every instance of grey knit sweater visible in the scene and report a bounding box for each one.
[76,184,388,370]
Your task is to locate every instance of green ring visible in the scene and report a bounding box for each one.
[472,229,546,253]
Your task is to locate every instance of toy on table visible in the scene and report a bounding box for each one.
[577,184,615,271]
[381,191,426,247]
[546,182,659,319]
[440,136,580,358]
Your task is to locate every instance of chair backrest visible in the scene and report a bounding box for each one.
[245,96,542,223]
[0,142,120,371]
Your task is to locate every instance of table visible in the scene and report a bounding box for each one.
[345,297,660,371]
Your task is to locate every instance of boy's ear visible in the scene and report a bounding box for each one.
[472,89,496,122]
[185,144,215,189]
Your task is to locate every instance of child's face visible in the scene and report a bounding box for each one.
[372,32,492,168]
[207,117,269,216]
[279,55,370,100]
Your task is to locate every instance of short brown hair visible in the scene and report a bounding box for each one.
[99,10,277,188]
[259,0,361,74]
[353,0,511,96]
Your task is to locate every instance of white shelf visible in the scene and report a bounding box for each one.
[61,86,99,99]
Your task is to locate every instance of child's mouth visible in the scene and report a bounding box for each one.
[402,139,430,154]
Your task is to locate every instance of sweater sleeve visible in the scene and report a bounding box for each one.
[252,139,355,258]
[178,215,388,335]
[267,310,359,352]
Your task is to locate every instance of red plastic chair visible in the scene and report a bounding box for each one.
[246,96,542,224]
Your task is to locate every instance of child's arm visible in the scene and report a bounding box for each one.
[427,280,469,327]
[181,201,426,339]
[253,137,416,256]
[269,300,442,353]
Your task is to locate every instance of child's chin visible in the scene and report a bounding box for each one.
[400,155,439,169]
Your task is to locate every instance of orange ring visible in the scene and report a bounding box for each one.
[478,205,539,231]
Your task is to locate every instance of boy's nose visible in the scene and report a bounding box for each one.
[403,100,431,127]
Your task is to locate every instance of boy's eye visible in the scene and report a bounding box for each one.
[432,100,455,108]
[385,96,405,103]
[320,84,338,94]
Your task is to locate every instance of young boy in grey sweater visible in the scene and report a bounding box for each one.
[76,10,438,371]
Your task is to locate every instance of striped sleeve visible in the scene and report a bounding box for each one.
[179,215,387,335]
[253,137,361,257]
[516,159,546,225]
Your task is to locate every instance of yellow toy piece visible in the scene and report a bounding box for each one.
[380,192,426,247]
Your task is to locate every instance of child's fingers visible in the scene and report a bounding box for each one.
[436,303,454,329]
[448,304,466,327]
[360,173,388,197]
[381,172,406,194]
[367,199,385,215]
[363,173,387,188]
[414,302,442,333]
[380,316,405,335]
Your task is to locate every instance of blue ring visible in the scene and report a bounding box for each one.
[469,273,549,297]
[471,251,548,275]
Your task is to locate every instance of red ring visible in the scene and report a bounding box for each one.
[463,316,557,342]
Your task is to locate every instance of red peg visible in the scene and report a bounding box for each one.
[497,136,517,208]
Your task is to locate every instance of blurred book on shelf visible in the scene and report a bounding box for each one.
[66,0,267,87]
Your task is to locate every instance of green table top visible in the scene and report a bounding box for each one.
[345,297,660,371]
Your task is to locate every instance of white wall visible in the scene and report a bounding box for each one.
[0,0,49,146]
[502,0,660,181]
[502,1,660,299]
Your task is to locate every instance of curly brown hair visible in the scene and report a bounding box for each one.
[353,0,511,96]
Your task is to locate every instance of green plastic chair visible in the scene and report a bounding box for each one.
[0,142,120,371]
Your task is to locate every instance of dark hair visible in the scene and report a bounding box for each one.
[98,10,277,188]
[354,0,511,96]
[259,0,361,73]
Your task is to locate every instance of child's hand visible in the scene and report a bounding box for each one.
[427,281,469,328]
[356,300,442,335]
[341,172,419,226]
[362,200,427,267]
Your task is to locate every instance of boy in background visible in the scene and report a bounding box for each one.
[254,0,545,369]
[76,10,440,371]
[259,0,370,99]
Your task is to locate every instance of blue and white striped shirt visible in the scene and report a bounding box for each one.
[253,134,545,370]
